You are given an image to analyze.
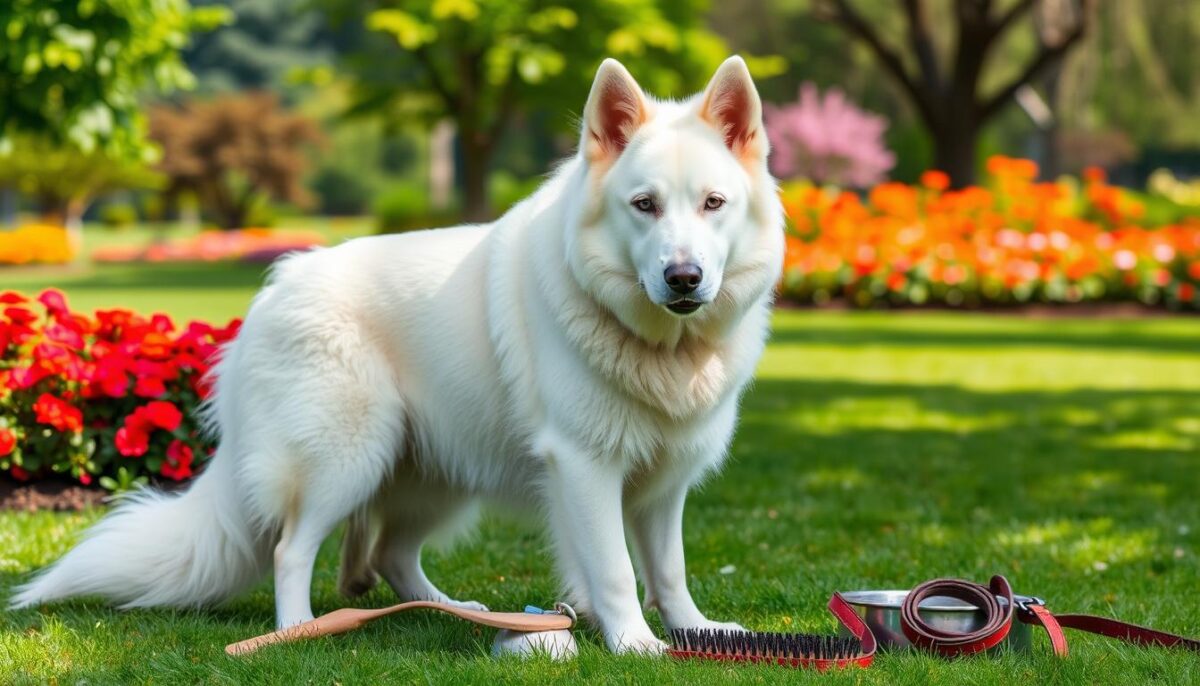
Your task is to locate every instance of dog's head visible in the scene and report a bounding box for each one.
[568,56,783,341]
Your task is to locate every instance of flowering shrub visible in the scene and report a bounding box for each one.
[781,157,1200,309]
[91,228,326,264]
[0,289,239,489]
[0,224,75,265]
[765,82,895,188]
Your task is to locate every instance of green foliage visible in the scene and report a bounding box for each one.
[374,183,433,233]
[184,0,335,93]
[311,166,376,216]
[0,0,228,159]
[324,0,781,218]
[98,466,149,494]
[359,0,749,113]
[0,136,162,221]
[99,202,139,229]
[488,171,541,215]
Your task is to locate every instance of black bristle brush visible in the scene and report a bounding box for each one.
[666,594,877,670]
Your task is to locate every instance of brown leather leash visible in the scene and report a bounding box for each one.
[900,575,1200,658]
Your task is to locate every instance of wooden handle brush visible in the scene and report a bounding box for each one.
[225,600,575,656]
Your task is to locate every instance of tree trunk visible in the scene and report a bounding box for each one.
[0,187,16,227]
[429,120,455,211]
[460,134,493,223]
[37,193,69,227]
[932,118,980,188]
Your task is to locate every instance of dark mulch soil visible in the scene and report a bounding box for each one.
[0,478,109,512]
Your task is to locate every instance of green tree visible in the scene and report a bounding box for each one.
[0,0,227,159]
[327,0,779,221]
[184,0,335,94]
[814,0,1094,186]
[0,136,162,234]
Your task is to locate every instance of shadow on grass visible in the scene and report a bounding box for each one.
[9,262,271,292]
[70,263,269,291]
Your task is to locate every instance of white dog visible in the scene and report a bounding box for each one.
[13,56,784,654]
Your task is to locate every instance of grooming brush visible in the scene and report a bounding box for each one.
[667,594,877,670]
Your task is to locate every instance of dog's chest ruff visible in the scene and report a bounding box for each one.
[553,300,734,420]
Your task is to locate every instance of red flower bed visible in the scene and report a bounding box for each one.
[781,157,1200,309]
[0,289,239,489]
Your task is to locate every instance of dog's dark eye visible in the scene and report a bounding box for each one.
[632,196,656,214]
[704,195,726,211]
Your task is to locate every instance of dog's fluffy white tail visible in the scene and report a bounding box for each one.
[9,448,268,610]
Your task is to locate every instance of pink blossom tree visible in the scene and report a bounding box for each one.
[765,83,895,188]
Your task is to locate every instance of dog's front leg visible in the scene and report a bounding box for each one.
[627,483,746,633]
[541,436,665,654]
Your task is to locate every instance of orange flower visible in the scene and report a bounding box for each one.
[920,170,950,192]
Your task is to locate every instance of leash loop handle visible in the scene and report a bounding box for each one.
[898,575,1200,659]
[900,575,1014,656]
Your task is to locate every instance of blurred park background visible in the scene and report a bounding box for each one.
[2,2,1199,683]
[1,0,1199,316]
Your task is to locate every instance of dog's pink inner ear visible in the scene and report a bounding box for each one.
[700,58,765,162]
[584,60,648,163]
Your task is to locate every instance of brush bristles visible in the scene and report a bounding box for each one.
[668,628,862,662]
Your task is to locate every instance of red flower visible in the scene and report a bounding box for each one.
[8,364,52,390]
[161,440,194,481]
[93,358,131,398]
[37,289,70,319]
[115,425,150,457]
[134,375,167,398]
[141,401,183,431]
[45,322,85,349]
[4,307,38,325]
[33,393,83,432]
[11,465,29,481]
[79,471,92,486]
[0,291,27,304]
[0,427,15,456]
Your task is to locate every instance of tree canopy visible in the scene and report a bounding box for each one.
[149,93,324,229]
[0,0,227,159]
[322,0,784,219]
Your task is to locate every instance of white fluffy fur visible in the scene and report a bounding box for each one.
[11,57,784,654]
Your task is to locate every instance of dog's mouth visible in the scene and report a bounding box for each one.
[666,299,704,315]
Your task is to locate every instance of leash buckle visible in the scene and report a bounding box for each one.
[1015,595,1045,612]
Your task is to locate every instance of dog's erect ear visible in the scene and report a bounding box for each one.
[698,56,766,163]
[582,59,650,165]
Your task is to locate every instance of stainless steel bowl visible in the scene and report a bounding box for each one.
[838,590,1034,652]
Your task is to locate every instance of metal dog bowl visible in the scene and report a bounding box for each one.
[838,590,1035,652]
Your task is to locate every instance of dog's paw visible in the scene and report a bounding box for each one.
[441,597,489,613]
[606,627,668,655]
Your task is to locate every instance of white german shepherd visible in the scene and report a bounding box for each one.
[13,56,784,654]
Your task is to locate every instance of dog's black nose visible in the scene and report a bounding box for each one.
[664,263,703,295]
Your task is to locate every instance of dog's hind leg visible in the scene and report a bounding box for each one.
[337,508,379,598]
[265,361,406,627]
[273,443,398,627]
[371,479,487,611]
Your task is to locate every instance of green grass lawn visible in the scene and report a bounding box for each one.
[2,260,1199,683]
